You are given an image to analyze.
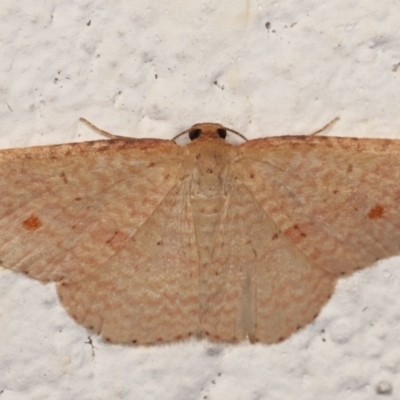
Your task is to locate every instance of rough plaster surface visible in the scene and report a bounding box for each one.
[0,1,400,399]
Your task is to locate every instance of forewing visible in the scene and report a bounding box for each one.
[57,178,199,344]
[0,139,185,282]
[237,136,400,275]
[200,181,335,344]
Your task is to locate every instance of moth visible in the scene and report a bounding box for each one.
[1,121,399,345]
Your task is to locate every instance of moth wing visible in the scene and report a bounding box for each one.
[0,139,185,283]
[237,136,400,275]
[200,180,335,344]
[57,178,199,344]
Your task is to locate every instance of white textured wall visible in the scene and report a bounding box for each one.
[1,1,400,399]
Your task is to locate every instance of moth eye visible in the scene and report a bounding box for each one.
[217,128,227,139]
[189,129,202,141]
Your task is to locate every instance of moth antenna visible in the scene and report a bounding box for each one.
[173,127,192,141]
[309,117,340,136]
[80,118,132,140]
[225,127,248,141]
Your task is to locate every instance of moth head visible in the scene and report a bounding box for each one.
[189,123,227,141]
[173,123,247,143]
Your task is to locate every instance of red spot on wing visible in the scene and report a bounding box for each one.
[22,214,42,231]
[284,224,307,244]
[347,164,353,173]
[368,204,384,219]
[106,231,129,251]
[60,171,68,184]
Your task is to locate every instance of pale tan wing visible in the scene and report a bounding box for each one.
[0,139,185,282]
[57,178,199,344]
[237,136,400,275]
[200,180,336,344]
